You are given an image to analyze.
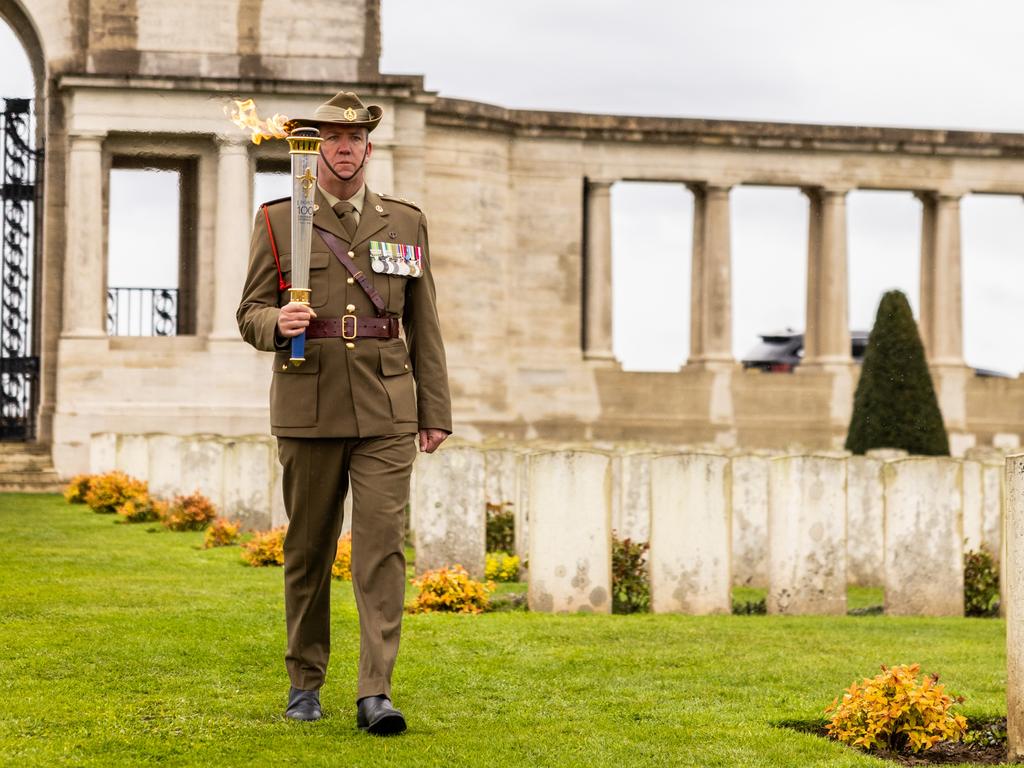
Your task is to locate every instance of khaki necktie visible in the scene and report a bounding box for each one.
[332,202,358,241]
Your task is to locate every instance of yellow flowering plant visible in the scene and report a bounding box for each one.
[408,564,494,614]
[825,663,968,754]
[485,552,520,582]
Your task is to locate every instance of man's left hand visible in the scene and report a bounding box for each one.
[418,429,449,454]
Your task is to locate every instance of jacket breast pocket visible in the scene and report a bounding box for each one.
[270,345,319,428]
[281,251,330,309]
[385,275,408,315]
[378,343,417,423]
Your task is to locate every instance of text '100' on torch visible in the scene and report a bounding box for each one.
[286,126,323,366]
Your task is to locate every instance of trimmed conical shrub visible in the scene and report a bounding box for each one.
[845,290,949,456]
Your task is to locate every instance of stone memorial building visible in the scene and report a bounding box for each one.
[2,0,1024,484]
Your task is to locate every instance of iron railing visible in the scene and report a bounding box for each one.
[107,287,179,337]
[1,98,42,441]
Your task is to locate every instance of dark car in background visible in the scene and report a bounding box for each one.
[741,329,1010,377]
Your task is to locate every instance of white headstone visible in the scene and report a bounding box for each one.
[767,455,847,615]
[412,445,487,578]
[846,455,884,587]
[89,433,118,474]
[528,450,611,613]
[147,434,183,500]
[1004,454,1024,758]
[222,437,274,528]
[883,458,963,616]
[611,451,652,544]
[981,459,1004,565]
[961,460,984,553]
[731,454,769,588]
[117,434,149,480]
[649,453,731,614]
[179,435,226,508]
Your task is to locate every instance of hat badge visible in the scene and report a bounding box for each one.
[343,107,357,121]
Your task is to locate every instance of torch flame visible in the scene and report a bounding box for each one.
[227,98,292,145]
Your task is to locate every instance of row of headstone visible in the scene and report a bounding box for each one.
[88,432,308,530]
[410,443,1005,617]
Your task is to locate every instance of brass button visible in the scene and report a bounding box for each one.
[345,342,355,350]
[346,304,356,312]
[347,250,355,257]
[404,364,409,370]
[346,277,355,285]
[281,364,287,370]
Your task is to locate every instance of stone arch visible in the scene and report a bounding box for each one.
[0,0,46,101]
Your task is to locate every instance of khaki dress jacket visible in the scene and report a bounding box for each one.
[236,186,452,438]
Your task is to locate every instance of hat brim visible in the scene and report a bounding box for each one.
[289,104,383,133]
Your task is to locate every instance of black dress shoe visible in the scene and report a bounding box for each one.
[285,686,322,721]
[356,695,407,735]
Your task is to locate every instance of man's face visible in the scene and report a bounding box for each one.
[319,125,371,180]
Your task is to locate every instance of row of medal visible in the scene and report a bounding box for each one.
[369,241,423,278]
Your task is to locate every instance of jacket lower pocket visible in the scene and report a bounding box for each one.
[270,346,319,428]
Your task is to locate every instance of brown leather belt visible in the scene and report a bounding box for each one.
[307,315,400,340]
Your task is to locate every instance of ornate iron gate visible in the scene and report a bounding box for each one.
[0,98,42,441]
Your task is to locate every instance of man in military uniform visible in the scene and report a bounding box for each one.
[236,91,451,735]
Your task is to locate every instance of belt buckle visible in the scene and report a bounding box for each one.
[341,314,358,340]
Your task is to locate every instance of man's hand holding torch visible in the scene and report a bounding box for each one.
[277,302,317,338]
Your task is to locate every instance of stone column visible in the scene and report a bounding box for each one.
[688,183,733,364]
[584,180,614,360]
[918,193,964,366]
[63,132,108,337]
[919,192,970,453]
[1005,454,1024,759]
[210,135,253,340]
[803,187,851,365]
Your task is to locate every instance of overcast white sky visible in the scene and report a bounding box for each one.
[2,1,1022,373]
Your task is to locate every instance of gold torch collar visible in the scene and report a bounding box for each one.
[286,126,323,155]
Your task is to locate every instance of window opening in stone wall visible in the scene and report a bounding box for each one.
[962,194,1024,377]
[106,160,197,336]
[731,186,808,367]
[610,182,692,372]
[847,190,921,338]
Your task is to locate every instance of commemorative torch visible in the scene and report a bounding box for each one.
[285,126,323,365]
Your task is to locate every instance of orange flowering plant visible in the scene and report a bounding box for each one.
[63,474,94,504]
[241,526,287,566]
[84,471,148,515]
[408,564,494,614]
[203,518,241,548]
[332,532,352,580]
[825,663,967,753]
[162,491,217,531]
[117,495,167,523]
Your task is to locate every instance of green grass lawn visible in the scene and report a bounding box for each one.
[0,494,1007,767]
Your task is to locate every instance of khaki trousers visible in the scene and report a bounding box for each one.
[277,434,416,699]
